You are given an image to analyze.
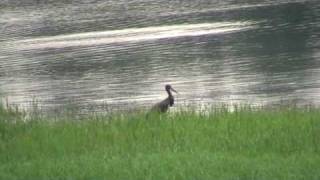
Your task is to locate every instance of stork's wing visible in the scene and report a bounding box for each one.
[151,98,170,112]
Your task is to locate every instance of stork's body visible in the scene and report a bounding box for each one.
[150,85,178,113]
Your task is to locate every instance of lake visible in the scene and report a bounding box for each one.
[1,0,320,113]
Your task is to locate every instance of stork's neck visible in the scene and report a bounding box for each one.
[166,89,172,97]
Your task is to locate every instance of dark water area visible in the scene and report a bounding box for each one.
[1,0,320,113]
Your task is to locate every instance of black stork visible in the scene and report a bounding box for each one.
[150,84,178,113]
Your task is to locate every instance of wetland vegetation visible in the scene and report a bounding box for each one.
[1,104,320,180]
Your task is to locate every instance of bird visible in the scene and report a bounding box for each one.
[149,84,178,113]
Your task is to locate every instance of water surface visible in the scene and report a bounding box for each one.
[1,0,320,113]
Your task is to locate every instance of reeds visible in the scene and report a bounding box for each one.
[0,104,319,179]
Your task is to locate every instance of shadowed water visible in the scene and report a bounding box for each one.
[1,0,320,113]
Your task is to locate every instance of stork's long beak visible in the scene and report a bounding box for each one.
[171,87,178,94]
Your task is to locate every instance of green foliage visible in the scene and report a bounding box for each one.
[0,105,320,180]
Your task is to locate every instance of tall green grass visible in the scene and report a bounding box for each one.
[0,104,320,180]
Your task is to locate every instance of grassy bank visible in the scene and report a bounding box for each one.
[0,105,320,180]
